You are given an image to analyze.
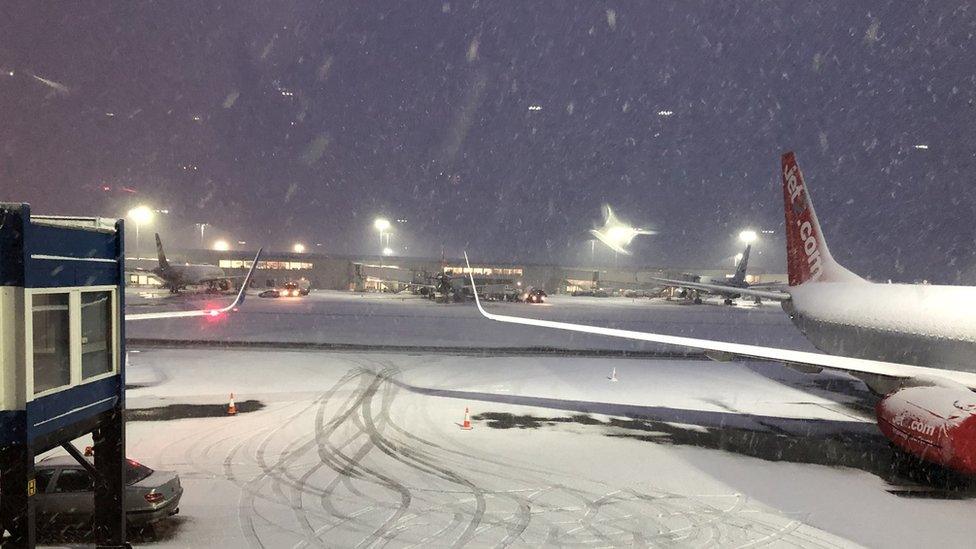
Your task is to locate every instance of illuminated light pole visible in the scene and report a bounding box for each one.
[212,239,230,252]
[196,223,211,248]
[736,230,758,266]
[126,205,154,258]
[293,243,306,254]
[374,218,391,253]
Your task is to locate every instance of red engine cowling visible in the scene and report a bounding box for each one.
[876,385,976,475]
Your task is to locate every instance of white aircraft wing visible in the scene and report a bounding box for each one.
[125,248,263,321]
[649,276,789,301]
[463,253,976,390]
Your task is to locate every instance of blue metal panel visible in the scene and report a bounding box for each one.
[28,224,117,261]
[26,377,121,442]
[24,222,120,289]
[2,203,121,288]
[25,260,118,288]
[116,219,127,411]
[0,203,27,286]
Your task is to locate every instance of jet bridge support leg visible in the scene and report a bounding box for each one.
[92,407,128,549]
[0,417,36,548]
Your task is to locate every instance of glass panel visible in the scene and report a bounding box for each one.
[35,468,55,493]
[53,468,93,493]
[81,291,113,378]
[125,459,154,485]
[32,293,70,393]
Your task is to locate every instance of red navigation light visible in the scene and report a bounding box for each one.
[209,310,220,317]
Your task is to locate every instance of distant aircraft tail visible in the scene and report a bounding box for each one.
[732,244,751,285]
[154,233,170,270]
[781,152,862,286]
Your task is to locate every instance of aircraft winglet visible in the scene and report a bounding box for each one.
[462,252,976,390]
[125,247,263,321]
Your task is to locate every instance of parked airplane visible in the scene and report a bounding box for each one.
[652,244,786,305]
[134,234,239,293]
[125,248,262,321]
[467,151,976,476]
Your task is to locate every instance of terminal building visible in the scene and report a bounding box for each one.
[126,247,786,295]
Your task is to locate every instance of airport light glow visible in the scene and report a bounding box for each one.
[589,205,655,255]
[212,239,230,251]
[374,217,393,252]
[382,247,394,256]
[127,205,154,257]
[738,230,758,244]
[127,205,154,225]
[293,243,306,253]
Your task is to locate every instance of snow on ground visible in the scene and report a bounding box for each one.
[72,347,972,548]
[71,289,976,548]
[125,290,813,352]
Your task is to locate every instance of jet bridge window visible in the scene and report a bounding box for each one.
[32,293,71,393]
[81,291,113,379]
[29,287,118,395]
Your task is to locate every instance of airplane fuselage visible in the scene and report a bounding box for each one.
[155,264,227,289]
[784,283,976,374]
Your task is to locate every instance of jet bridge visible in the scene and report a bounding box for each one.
[0,203,128,548]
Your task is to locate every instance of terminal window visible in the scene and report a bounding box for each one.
[220,259,313,270]
[81,291,113,378]
[32,293,71,393]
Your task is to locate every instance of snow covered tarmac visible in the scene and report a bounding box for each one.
[122,348,868,548]
[125,290,812,352]
[86,291,976,547]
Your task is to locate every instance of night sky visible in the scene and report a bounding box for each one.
[2,1,975,281]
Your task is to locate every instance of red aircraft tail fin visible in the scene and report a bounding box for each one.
[781,152,862,286]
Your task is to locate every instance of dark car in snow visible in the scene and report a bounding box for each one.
[523,288,547,303]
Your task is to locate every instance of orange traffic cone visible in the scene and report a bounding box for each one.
[228,393,238,416]
[460,407,473,430]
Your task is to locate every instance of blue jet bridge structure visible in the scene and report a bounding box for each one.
[0,203,128,548]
